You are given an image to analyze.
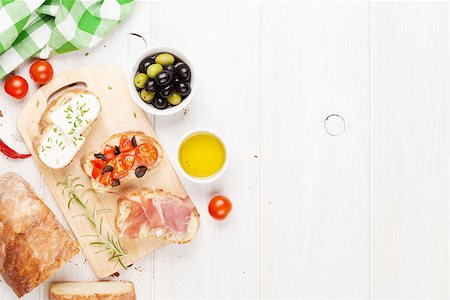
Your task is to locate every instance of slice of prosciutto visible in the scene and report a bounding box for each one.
[116,188,198,243]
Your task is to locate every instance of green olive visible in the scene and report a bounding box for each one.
[147,64,163,78]
[140,90,155,102]
[155,53,175,66]
[167,92,182,105]
[134,73,149,89]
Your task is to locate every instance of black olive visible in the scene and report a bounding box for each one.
[144,79,156,92]
[176,81,191,97]
[102,165,113,174]
[131,135,137,147]
[165,64,175,72]
[155,70,173,86]
[111,179,120,187]
[175,62,190,81]
[152,96,168,109]
[135,166,148,178]
[139,56,154,73]
[94,153,106,161]
[114,146,120,155]
[159,84,174,98]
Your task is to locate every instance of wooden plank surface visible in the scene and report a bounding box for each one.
[371,2,449,298]
[262,2,371,298]
[1,1,450,299]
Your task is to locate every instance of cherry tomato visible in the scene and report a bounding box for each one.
[120,154,135,170]
[99,171,112,186]
[135,143,158,167]
[119,135,134,153]
[4,75,28,99]
[29,60,53,84]
[92,167,102,179]
[104,145,115,160]
[208,195,232,221]
[90,159,105,169]
[110,156,129,179]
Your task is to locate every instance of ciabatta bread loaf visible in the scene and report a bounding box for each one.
[0,172,79,298]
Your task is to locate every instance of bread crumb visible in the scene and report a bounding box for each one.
[111,272,120,278]
[0,110,3,117]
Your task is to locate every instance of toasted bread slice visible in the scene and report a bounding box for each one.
[115,188,200,244]
[81,131,163,193]
[33,89,101,169]
[49,281,136,300]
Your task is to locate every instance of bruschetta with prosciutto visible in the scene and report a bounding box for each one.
[81,131,163,192]
[115,188,199,244]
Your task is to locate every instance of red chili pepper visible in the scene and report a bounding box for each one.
[0,139,31,159]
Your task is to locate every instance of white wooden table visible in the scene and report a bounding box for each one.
[0,1,449,299]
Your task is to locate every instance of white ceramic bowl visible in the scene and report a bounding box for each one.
[129,46,195,116]
[176,129,228,184]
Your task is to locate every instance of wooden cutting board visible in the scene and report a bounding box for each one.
[17,65,192,278]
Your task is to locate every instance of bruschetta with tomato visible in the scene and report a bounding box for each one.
[81,131,163,192]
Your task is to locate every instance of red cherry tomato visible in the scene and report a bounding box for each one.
[4,75,28,99]
[92,167,102,179]
[208,195,232,221]
[120,154,135,170]
[99,171,112,186]
[119,135,134,153]
[29,60,53,84]
[104,145,115,160]
[110,155,129,179]
[135,143,158,167]
[90,159,105,169]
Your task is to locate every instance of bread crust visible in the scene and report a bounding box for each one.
[0,172,80,298]
[115,188,200,244]
[33,88,101,169]
[81,131,163,193]
[49,281,136,300]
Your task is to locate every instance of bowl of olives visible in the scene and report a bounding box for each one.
[130,46,195,116]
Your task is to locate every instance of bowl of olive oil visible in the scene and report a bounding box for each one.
[177,129,227,183]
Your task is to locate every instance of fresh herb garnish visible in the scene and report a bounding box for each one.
[80,208,129,269]
[57,175,88,209]
[58,175,129,270]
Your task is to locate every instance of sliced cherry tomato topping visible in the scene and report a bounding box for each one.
[119,135,134,153]
[90,159,105,169]
[92,167,102,179]
[135,143,158,167]
[121,154,135,170]
[104,145,115,160]
[110,155,129,179]
[99,171,112,186]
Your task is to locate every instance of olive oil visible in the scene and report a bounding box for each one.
[179,132,226,178]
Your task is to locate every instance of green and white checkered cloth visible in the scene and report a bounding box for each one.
[0,0,135,79]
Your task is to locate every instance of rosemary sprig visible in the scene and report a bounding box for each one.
[80,208,129,269]
[58,174,129,270]
[57,175,90,209]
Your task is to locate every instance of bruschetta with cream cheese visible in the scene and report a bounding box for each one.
[115,188,199,244]
[81,131,163,192]
[34,89,101,169]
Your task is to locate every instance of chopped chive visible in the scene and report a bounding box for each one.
[133,112,137,118]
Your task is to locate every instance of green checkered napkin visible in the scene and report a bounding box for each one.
[0,0,135,79]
